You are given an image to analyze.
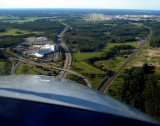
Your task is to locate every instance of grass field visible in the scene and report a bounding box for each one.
[72,44,136,89]
[72,52,107,89]
[0,29,32,36]
[73,52,102,61]
[1,16,58,23]
[106,74,124,98]
[16,63,39,75]
[12,17,59,23]
[16,62,59,76]
[0,60,12,75]
[94,57,126,71]
[102,41,139,52]
[72,61,105,74]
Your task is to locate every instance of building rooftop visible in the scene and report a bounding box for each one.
[37,49,53,55]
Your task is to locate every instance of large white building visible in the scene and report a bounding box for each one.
[33,44,58,52]
[34,49,53,58]
[32,44,58,58]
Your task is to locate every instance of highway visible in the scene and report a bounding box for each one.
[56,23,72,79]
[9,55,21,75]
[55,23,92,87]
[9,58,15,75]
[9,58,92,88]
[99,30,152,93]
[6,23,92,88]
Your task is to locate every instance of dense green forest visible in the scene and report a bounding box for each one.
[0,20,63,48]
[0,50,11,75]
[108,64,160,121]
[146,21,160,47]
[64,20,149,52]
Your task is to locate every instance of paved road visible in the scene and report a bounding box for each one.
[99,31,152,93]
[56,23,72,78]
[10,58,92,88]
[8,53,21,75]
[9,58,15,75]
[56,23,91,87]
[6,23,92,87]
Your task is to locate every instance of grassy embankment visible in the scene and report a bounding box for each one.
[16,63,59,76]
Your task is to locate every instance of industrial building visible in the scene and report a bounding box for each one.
[23,37,59,59]
[33,44,58,51]
[34,49,54,58]
[33,44,58,58]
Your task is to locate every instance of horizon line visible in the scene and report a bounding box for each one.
[0,8,160,11]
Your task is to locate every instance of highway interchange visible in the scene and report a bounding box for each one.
[7,23,92,88]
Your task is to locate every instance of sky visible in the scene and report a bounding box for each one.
[0,0,160,10]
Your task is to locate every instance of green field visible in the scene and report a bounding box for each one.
[16,63,39,75]
[0,60,12,75]
[72,61,105,74]
[72,52,107,89]
[73,52,102,61]
[1,16,58,23]
[0,29,32,36]
[72,61,106,89]
[102,41,139,52]
[94,57,126,71]
[16,62,59,76]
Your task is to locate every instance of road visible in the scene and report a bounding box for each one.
[56,23,72,79]
[10,58,92,88]
[99,31,152,93]
[8,54,21,75]
[55,23,92,87]
[9,58,15,75]
[6,23,92,87]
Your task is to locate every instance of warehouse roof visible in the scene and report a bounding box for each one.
[37,49,53,55]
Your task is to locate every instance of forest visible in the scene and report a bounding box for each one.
[64,20,149,52]
[0,19,63,48]
[108,64,160,121]
[146,21,160,47]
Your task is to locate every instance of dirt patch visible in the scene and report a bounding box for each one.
[147,49,160,57]
[132,61,144,67]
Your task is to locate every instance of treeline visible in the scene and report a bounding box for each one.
[0,50,6,59]
[64,20,149,52]
[0,19,64,47]
[16,20,63,32]
[146,21,160,47]
[102,45,134,58]
[0,28,6,33]
[19,20,63,43]
[1,9,160,20]
[88,45,134,64]
[108,64,160,121]
[84,45,134,72]
[0,34,35,48]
